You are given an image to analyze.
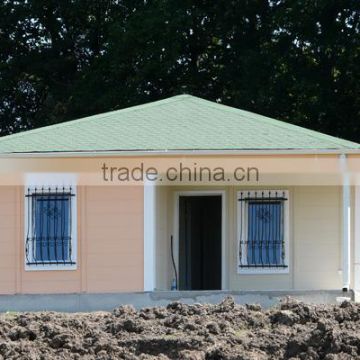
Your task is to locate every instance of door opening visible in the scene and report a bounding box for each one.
[178,195,222,290]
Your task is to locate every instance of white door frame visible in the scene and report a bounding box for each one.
[173,190,227,290]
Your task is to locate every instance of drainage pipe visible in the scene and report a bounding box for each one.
[340,154,351,291]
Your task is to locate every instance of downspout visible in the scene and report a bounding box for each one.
[340,154,351,291]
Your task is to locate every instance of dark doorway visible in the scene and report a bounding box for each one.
[178,195,222,290]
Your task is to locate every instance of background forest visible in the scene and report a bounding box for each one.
[0,0,359,141]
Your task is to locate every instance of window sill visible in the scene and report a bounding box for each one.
[25,263,77,271]
[238,266,289,275]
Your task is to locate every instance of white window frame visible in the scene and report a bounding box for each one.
[24,174,77,271]
[237,189,289,275]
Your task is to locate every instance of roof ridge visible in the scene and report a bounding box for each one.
[186,96,359,148]
[0,94,191,143]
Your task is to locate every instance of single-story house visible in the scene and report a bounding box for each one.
[0,94,359,310]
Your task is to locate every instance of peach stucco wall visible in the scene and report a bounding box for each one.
[0,186,144,294]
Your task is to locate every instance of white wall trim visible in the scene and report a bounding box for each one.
[144,181,156,291]
[173,190,227,290]
[236,189,290,275]
[354,186,360,293]
[24,173,77,271]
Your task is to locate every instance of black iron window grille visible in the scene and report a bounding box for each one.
[25,186,76,266]
[238,190,288,269]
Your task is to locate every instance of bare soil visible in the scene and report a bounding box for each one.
[0,297,360,359]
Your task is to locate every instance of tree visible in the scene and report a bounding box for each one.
[0,0,359,141]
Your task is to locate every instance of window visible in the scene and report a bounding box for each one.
[237,190,289,273]
[25,186,76,269]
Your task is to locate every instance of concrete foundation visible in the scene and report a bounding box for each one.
[0,290,352,313]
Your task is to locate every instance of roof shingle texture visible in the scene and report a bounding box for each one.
[0,94,358,153]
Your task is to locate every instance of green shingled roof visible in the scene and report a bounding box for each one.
[0,94,359,154]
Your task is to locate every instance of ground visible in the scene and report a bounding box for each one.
[0,297,359,359]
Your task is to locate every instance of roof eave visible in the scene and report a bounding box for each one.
[1,148,360,158]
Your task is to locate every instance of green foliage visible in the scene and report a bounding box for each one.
[0,0,359,141]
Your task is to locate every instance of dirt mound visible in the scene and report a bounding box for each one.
[0,297,360,359]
